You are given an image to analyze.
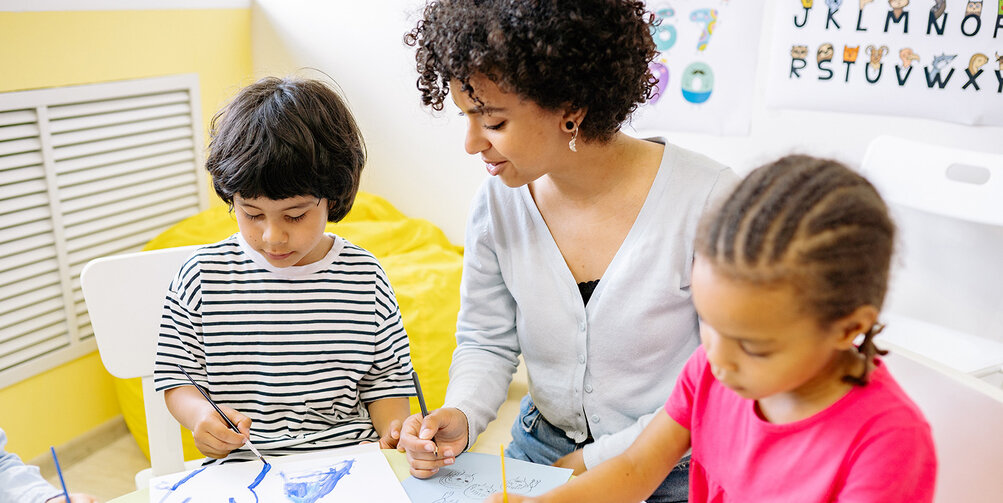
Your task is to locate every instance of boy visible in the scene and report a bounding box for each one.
[154,77,414,461]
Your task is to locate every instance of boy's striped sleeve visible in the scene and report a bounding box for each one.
[154,253,207,392]
[358,265,415,402]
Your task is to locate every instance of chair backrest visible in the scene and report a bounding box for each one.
[862,136,1003,501]
[861,135,1003,341]
[884,350,1003,502]
[80,245,200,485]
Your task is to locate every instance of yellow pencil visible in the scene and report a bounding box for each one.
[500,443,509,503]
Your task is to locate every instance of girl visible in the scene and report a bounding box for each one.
[486,156,937,502]
[399,1,738,502]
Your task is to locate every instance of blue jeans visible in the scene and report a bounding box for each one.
[505,395,689,503]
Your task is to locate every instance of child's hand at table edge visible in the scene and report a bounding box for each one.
[378,418,403,449]
[192,402,251,459]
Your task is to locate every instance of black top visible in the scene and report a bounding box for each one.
[578,279,600,306]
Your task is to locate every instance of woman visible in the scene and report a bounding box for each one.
[398,1,738,501]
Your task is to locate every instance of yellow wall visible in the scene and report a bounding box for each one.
[0,8,251,461]
[0,353,119,458]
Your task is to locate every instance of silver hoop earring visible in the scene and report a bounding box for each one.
[568,127,579,152]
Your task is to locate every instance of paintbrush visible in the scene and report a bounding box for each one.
[411,371,439,457]
[176,364,267,465]
[50,446,71,503]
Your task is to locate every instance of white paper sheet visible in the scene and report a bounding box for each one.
[400,452,573,503]
[149,443,409,503]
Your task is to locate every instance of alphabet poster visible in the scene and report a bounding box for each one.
[631,1,765,135]
[766,0,1003,126]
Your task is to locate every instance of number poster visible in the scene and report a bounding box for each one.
[631,1,766,135]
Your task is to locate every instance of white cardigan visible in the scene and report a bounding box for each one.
[443,138,740,468]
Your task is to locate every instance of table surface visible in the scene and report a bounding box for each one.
[108,449,413,502]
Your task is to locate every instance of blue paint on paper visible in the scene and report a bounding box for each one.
[246,461,271,503]
[157,466,208,503]
[171,466,208,490]
[281,458,355,503]
[156,457,367,502]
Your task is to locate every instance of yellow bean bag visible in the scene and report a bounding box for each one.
[117,192,462,461]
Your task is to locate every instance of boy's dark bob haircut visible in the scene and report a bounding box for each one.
[205,76,366,222]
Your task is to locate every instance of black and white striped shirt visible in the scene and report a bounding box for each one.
[154,233,414,456]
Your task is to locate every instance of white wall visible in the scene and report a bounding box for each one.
[251,0,1003,245]
[252,0,479,244]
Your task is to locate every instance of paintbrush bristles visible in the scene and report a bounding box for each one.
[246,441,267,464]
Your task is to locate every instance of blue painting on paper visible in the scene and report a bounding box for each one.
[148,444,410,503]
[281,459,355,503]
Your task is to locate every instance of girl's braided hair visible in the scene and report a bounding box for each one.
[697,155,896,385]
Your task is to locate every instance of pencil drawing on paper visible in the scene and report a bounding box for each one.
[401,451,571,503]
[427,467,544,502]
[437,469,476,488]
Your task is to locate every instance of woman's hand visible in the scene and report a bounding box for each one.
[553,449,587,475]
[397,408,470,478]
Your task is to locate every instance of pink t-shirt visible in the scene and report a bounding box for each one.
[665,347,936,502]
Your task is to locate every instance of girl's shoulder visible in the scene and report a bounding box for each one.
[850,360,931,428]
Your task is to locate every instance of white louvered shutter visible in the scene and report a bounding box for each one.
[0,75,208,386]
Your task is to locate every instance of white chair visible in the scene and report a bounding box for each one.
[80,245,202,489]
[883,349,1003,502]
[860,136,1003,377]
[861,136,1003,501]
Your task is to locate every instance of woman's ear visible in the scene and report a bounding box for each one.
[831,305,880,349]
[561,108,587,131]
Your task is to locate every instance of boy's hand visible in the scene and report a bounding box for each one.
[398,408,469,478]
[378,419,403,449]
[46,494,99,503]
[553,449,587,475]
[192,402,251,458]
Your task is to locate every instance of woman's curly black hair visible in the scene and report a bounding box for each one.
[404,0,658,143]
